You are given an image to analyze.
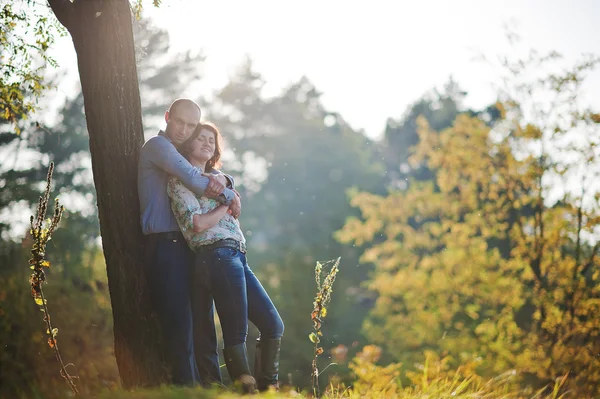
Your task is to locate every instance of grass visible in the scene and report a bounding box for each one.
[73,369,571,399]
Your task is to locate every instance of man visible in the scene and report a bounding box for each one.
[138,98,240,386]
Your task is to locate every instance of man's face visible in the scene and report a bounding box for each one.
[165,104,201,145]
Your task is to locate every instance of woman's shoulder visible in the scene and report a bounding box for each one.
[167,174,183,190]
[167,175,194,199]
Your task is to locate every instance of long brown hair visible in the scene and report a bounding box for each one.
[179,121,223,172]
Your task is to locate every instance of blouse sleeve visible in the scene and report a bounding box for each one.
[167,175,203,232]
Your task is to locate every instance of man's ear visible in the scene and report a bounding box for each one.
[164,110,170,124]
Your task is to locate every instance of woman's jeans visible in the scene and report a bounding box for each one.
[195,246,284,348]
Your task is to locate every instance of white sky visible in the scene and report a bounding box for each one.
[44,0,600,139]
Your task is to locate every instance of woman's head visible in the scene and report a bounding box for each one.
[179,121,223,171]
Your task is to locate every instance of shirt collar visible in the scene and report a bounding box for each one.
[158,130,173,143]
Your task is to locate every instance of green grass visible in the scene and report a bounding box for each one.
[80,371,571,399]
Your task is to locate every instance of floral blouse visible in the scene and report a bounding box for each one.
[167,171,246,252]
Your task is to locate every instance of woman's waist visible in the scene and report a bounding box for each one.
[195,237,247,254]
[185,228,246,250]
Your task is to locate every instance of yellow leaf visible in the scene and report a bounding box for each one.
[309,332,320,343]
[35,297,43,306]
[321,307,327,318]
[52,328,58,337]
[41,260,50,268]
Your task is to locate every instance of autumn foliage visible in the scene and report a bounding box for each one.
[337,53,600,396]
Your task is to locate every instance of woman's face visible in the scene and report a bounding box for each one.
[190,128,216,163]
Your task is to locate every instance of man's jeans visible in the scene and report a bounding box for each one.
[145,233,220,386]
[195,246,284,348]
[190,262,222,385]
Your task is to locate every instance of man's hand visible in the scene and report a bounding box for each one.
[202,173,226,199]
[228,191,242,219]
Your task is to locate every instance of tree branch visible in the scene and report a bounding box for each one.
[47,0,74,31]
[580,241,600,279]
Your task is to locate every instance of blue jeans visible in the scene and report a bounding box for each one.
[145,234,220,386]
[196,246,284,348]
[189,263,222,385]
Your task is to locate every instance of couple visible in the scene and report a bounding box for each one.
[138,98,283,392]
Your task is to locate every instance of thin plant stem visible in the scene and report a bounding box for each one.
[28,162,78,396]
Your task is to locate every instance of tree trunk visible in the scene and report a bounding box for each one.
[48,0,168,388]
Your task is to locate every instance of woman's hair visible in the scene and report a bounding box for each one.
[178,121,223,172]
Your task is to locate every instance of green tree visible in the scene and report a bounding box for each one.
[381,77,501,187]
[0,2,64,132]
[0,235,118,399]
[0,14,205,269]
[39,0,156,386]
[382,78,464,185]
[209,63,386,389]
[135,17,205,135]
[0,8,208,389]
[337,52,600,395]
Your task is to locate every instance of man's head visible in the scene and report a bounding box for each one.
[164,99,201,145]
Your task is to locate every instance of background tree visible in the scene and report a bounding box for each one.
[207,64,387,388]
[381,77,501,188]
[0,2,63,132]
[43,0,155,386]
[0,13,210,395]
[337,52,600,396]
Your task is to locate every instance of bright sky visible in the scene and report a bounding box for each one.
[46,0,600,139]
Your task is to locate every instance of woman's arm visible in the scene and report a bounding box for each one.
[192,204,230,233]
[168,176,203,232]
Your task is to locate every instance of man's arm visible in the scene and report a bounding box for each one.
[145,136,235,205]
[209,169,235,189]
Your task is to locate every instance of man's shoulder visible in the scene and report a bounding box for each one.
[140,134,175,160]
[142,134,171,149]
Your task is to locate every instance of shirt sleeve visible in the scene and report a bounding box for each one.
[211,169,235,189]
[167,176,203,232]
[146,136,235,204]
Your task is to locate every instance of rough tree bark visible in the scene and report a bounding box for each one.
[47,0,168,387]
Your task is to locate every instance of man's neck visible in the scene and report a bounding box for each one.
[158,130,173,143]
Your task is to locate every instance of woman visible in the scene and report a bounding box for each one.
[167,122,284,392]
